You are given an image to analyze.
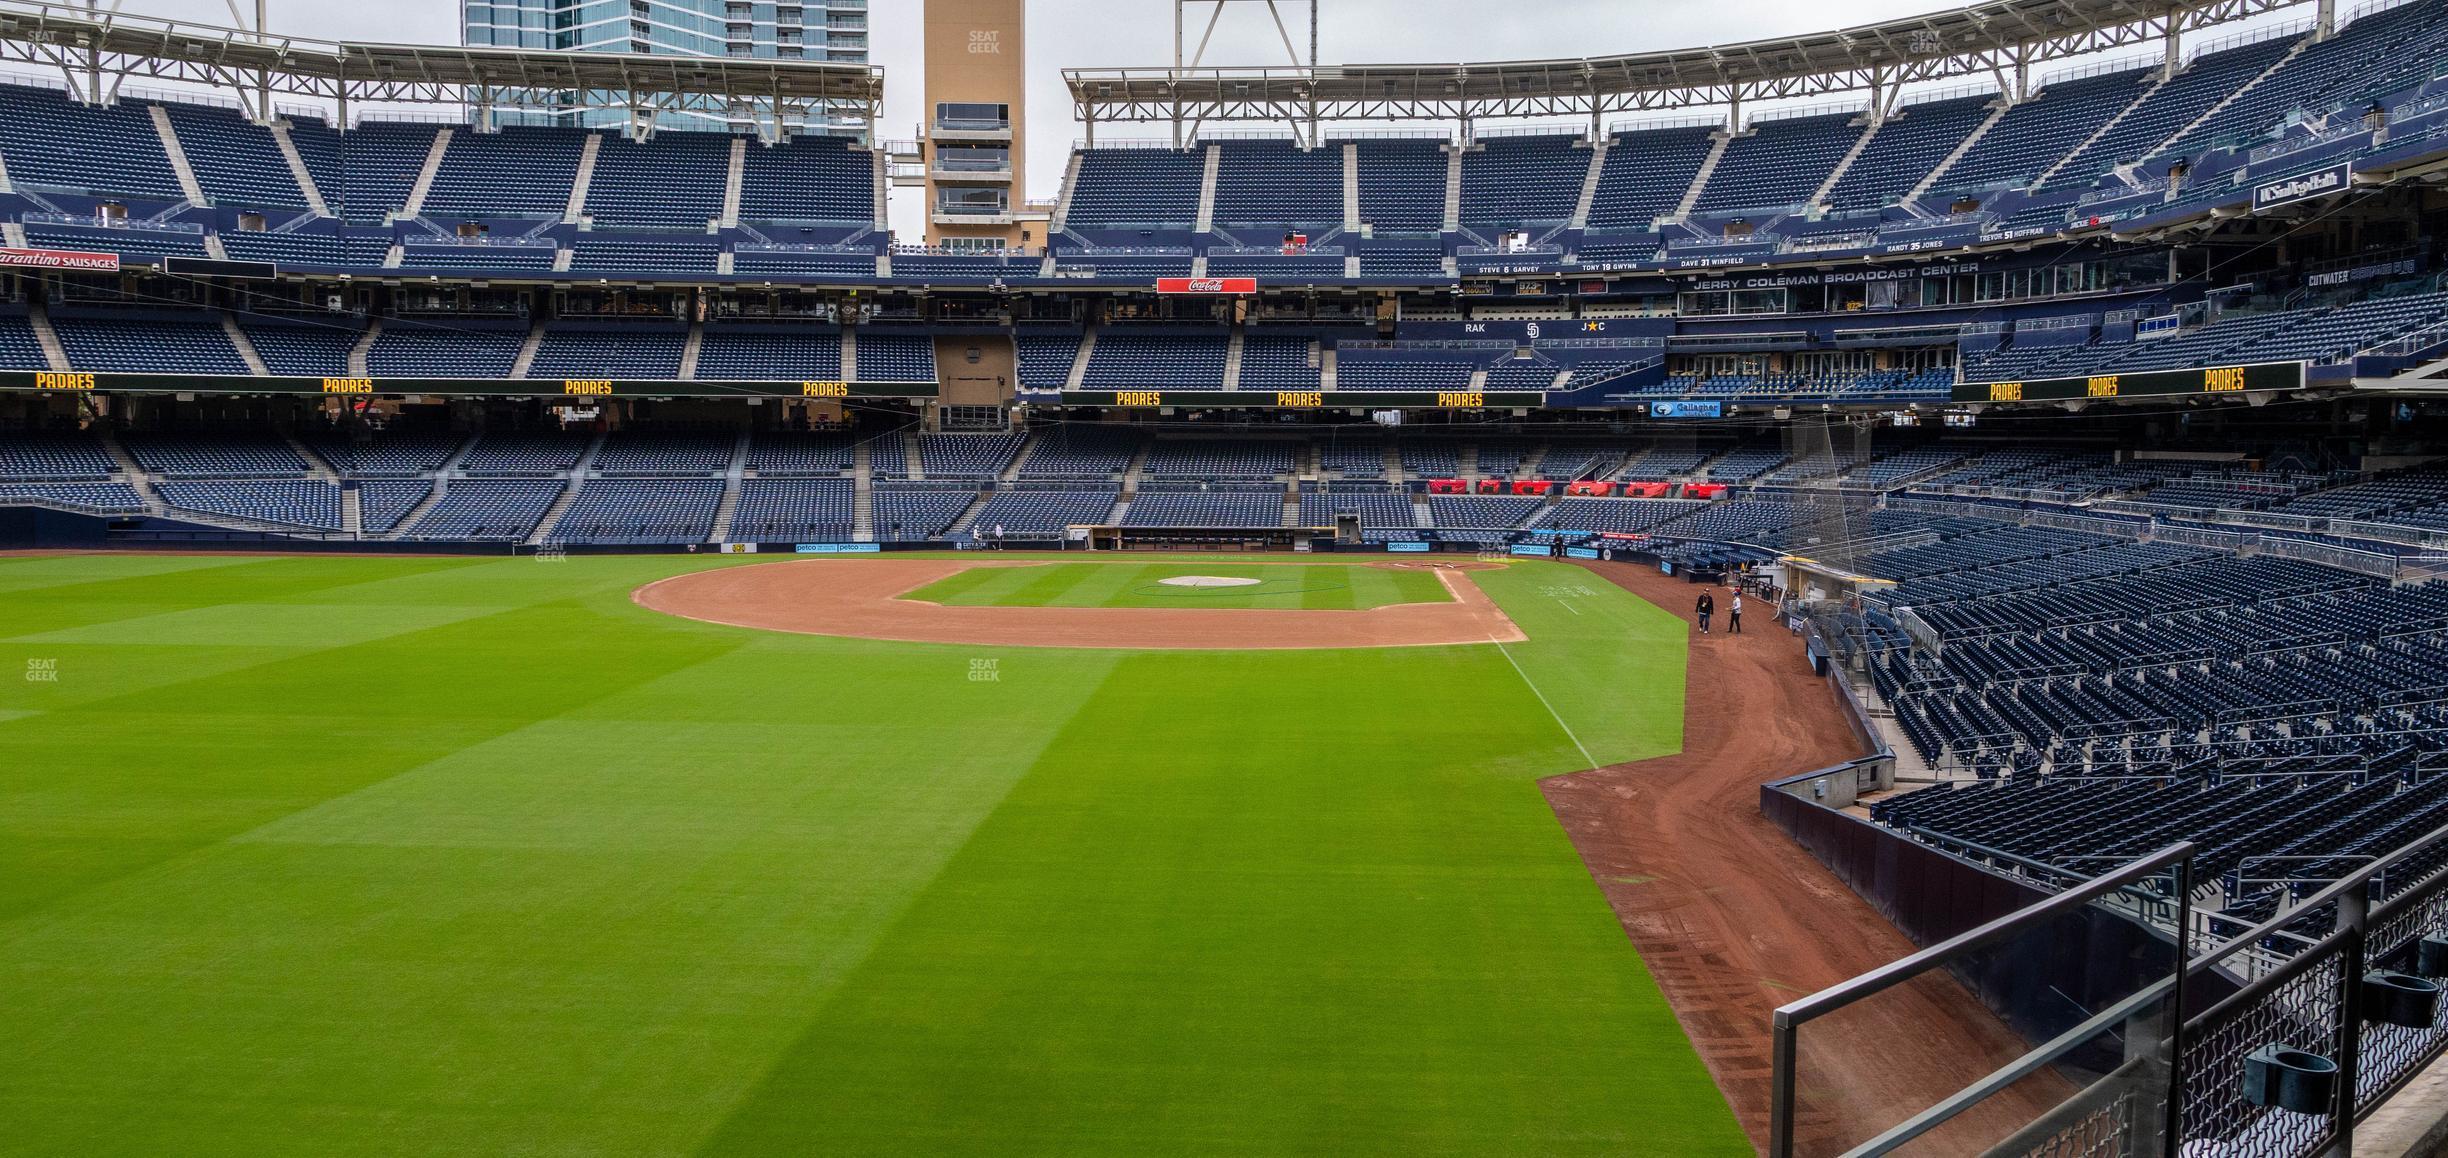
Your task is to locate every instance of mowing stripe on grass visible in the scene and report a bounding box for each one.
[1494,637,1599,771]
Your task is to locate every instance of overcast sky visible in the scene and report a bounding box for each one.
[88,0,2238,239]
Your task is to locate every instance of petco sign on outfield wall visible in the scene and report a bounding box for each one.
[1155,277,1258,295]
[0,246,118,272]
[2253,164,2351,213]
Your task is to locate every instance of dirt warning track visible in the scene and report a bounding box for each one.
[633,557,1525,650]
[1544,561,2067,1154]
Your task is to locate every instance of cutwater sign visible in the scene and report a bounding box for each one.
[2253,164,2351,213]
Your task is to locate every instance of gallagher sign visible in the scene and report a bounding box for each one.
[2252,163,2351,213]
[1155,277,1257,295]
[0,246,119,272]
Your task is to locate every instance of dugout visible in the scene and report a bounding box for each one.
[1779,554,1896,608]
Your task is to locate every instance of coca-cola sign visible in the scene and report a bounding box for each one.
[1155,277,1257,294]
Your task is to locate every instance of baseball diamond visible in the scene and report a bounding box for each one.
[6,0,2448,1154]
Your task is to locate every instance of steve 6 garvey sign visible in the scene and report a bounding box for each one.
[1155,277,1257,295]
[0,246,119,273]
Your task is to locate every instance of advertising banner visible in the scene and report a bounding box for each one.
[0,246,119,272]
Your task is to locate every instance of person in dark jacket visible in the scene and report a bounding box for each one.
[1696,590,1714,634]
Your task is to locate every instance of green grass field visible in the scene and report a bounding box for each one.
[0,553,1741,1156]
[905,560,1452,610]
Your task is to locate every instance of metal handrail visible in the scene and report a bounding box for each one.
[1768,840,2197,1157]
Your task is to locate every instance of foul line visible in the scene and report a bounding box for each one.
[1494,638,1600,771]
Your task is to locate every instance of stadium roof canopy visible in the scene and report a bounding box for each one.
[0,0,883,129]
[1066,0,2319,137]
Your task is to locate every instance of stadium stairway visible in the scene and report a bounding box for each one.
[718,137,746,229]
[1064,324,1098,391]
[340,487,362,536]
[1569,136,1608,229]
[347,321,379,376]
[29,302,67,371]
[385,477,449,539]
[369,431,475,539]
[946,489,994,536]
[266,120,330,216]
[998,433,1040,482]
[563,133,600,224]
[146,105,209,205]
[1905,100,2009,200]
[1667,132,1730,221]
[678,320,704,381]
[2033,71,2167,189]
[223,315,270,376]
[400,128,452,220]
[1440,145,1463,231]
[851,440,875,541]
[2148,38,2308,164]
[523,429,605,545]
[510,321,547,380]
[708,430,750,542]
[1119,438,1151,493]
[284,432,337,480]
[96,429,163,514]
[1807,115,1879,208]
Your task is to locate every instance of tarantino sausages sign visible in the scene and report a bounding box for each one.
[0,246,120,273]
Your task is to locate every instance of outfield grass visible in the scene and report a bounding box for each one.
[904,560,1452,610]
[0,553,1738,1156]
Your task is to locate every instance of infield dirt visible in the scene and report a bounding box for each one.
[633,556,1525,649]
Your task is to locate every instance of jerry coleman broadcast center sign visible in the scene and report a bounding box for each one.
[1952,361,2305,404]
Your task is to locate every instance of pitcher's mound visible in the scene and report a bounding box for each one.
[635,558,1526,650]
[1157,575,1263,588]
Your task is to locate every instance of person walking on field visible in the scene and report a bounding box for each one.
[1729,589,1744,635]
[1695,589,1714,635]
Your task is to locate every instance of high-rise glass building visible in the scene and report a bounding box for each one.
[461,0,869,132]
